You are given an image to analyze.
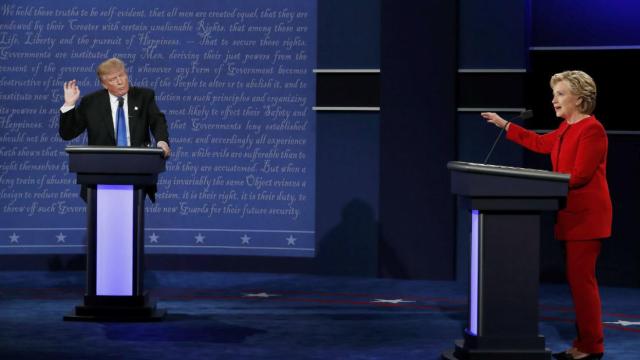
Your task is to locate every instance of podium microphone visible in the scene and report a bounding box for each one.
[482,110,533,164]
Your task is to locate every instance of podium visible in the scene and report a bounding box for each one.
[442,161,570,360]
[63,146,166,322]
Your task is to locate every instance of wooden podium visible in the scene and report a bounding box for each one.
[442,161,569,360]
[63,146,166,322]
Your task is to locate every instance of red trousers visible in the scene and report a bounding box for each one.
[565,240,604,354]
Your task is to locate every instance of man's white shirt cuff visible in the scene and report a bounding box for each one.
[60,105,75,113]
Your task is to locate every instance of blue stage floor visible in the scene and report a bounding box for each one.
[0,271,638,359]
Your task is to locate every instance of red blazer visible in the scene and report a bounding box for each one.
[506,115,612,241]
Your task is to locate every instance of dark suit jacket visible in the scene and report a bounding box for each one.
[59,86,169,146]
[59,86,169,201]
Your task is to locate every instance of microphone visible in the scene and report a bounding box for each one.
[482,110,533,164]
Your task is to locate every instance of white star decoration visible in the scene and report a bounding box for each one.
[195,233,205,244]
[243,292,280,298]
[605,320,640,327]
[371,299,416,304]
[286,235,296,245]
[149,233,159,243]
[9,232,19,243]
[55,232,66,243]
[240,234,251,244]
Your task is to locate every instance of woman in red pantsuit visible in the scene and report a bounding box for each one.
[481,70,611,360]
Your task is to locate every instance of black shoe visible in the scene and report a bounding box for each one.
[552,351,574,360]
[572,353,603,360]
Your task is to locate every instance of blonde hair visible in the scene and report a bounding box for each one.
[550,70,597,114]
[96,57,126,79]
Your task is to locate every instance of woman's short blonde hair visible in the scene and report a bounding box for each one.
[96,57,126,79]
[550,70,597,114]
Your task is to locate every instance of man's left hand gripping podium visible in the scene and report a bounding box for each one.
[64,145,166,322]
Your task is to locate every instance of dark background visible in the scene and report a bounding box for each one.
[527,50,640,131]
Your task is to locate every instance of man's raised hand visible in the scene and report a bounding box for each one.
[63,80,80,107]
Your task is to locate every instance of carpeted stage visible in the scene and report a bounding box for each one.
[0,271,638,359]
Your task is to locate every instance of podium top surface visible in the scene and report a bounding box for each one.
[65,145,164,156]
[65,145,166,183]
[447,161,570,183]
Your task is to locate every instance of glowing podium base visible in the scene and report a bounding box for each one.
[63,146,166,322]
[442,161,569,359]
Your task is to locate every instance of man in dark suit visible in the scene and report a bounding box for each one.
[59,57,170,201]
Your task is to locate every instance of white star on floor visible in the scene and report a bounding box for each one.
[149,233,159,243]
[195,233,205,244]
[286,235,296,245]
[243,292,280,298]
[55,232,66,243]
[9,232,19,243]
[605,320,640,327]
[371,299,416,304]
[240,234,251,244]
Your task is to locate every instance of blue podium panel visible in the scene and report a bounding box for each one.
[96,185,134,296]
[469,210,479,336]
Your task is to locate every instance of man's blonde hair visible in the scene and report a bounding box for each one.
[550,70,597,114]
[96,57,126,79]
